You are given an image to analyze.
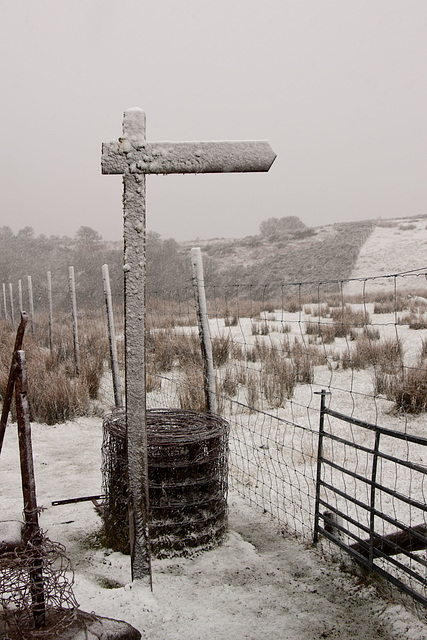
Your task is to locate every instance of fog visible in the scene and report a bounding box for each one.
[1,1,426,241]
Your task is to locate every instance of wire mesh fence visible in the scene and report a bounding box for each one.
[139,269,427,544]
[2,262,427,602]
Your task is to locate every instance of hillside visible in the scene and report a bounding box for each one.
[1,216,426,308]
[182,215,427,288]
[347,218,427,279]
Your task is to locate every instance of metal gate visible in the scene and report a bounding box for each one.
[314,390,427,605]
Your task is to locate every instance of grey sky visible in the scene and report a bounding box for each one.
[1,1,426,242]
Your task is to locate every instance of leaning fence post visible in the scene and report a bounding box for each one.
[0,312,28,455]
[68,266,80,375]
[15,349,46,629]
[27,275,35,334]
[102,264,123,409]
[191,247,217,415]
[9,283,15,326]
[47,271,53,352]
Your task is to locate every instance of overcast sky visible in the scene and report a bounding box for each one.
[1,1,426,242]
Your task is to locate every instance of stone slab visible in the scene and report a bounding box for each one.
[0,610,141,640]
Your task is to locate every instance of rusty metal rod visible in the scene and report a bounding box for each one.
[52,494,105,506]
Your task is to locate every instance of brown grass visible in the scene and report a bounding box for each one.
[330,304,370,328]
[0,316,109,424]
[398,311,427,330]
[212,334,232,367]
[391,366,427,413]
[178,363,206,412]
[342,336,401,372]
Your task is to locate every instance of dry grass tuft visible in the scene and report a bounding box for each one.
[0,316,109,424]
[178,363,206,413]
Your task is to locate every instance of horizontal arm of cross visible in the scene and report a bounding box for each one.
[101,140,276,175]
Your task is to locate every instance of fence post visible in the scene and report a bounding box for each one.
[68,266,80,375]
[2,283,6,321]
[0,313,28,455]
[102,264,123,409]
[313,389,328,544]
[369,431,381,568]
[191,247,217,415]
[27,275,35,334]
[15,349,46,628]
[18,279,23,314]
[47,271,53,352]
[9,283,14,326]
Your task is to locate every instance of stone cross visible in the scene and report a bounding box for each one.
[101,108,276,584]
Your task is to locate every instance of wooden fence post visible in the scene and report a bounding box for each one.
[191,247,217,414]
[15,349,46,629]
[0,313,28,454]
[68,266,80,375]
[27,275,35,334]
[47,271,53,353]
[2,283,7,321]
[9,283,14,326]
[102,264,123,409]
[18,279,23,315]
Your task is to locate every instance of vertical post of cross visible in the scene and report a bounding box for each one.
[121,109,152,585]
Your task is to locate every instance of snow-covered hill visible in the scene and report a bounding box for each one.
[349,217,427,279]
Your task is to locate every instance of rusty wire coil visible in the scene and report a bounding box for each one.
[101,409,229,558]
[0,532,79,639]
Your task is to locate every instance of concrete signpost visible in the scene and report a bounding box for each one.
[101,108,276,584]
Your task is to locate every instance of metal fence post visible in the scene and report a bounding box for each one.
[313,389,328,544]
[369,431,381,568]
[102,264,123,409]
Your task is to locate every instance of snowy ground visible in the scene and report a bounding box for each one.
[2,417,427,639]
[345,217,427,295]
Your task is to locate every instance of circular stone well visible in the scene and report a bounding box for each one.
[101,409,229,558]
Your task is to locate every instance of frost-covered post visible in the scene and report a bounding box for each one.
[2,284,7,321]
[102,108,276,584]
[9,283,15,326]
[27,276,35,334]
[191,247,217,414]
[2,284,6,320]
[103,109,152,585]
[68,266,80,375]
[47,271,53,352]
[18,279,23,315]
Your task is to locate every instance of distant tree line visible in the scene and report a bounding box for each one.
[0,226,192,312]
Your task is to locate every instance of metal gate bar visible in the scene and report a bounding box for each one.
[314,390,427,606]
